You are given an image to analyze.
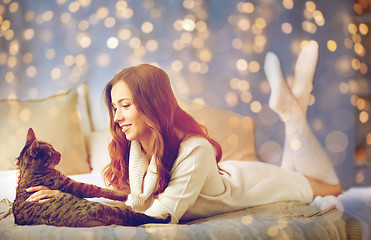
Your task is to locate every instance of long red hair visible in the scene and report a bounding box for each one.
[103,64,223,195]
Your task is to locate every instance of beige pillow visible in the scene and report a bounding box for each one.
[177,99,258,162]
[0,88,91,175]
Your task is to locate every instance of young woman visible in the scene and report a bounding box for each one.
[24,42,342,223]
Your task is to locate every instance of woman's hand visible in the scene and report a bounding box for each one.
[25,186,61,203]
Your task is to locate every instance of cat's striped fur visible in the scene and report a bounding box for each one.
[13,128,170,227]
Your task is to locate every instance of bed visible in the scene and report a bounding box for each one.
[0,85,370,239]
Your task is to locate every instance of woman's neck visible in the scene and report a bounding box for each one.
[138,139,151,159]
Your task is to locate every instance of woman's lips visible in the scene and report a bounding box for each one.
[120,124,131,132]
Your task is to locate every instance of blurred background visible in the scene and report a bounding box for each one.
[0,0,370,189]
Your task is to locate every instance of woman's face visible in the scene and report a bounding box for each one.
[111,81,151,146]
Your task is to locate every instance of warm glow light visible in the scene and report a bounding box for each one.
[339,82,349,94]
[129,37,141,49]
[5,72,15,83]
[327,40,337,52]
[237,2,254,13]
[230,78,240,90]
[23,52,33,64]
[366,133,371,145]
[250,101,262,113]
[255,18,266,29]
[146,39,158,51]
[78,34,92,48]
[171,60,183,72]
[238,80,250,91]
[104,17,116,28]
[360,111,369,123]
[348,23,357,34]
[359,23,368,35]
[97,7,109,19]
[356,98,366,110]
[240,92,252,103]
[60,12,71,24]
[352,58,361,70]
[196,21,207,32]
[64,55,75,66]
[26,66,37,78]
[199,49,212,62]
[249,61,260,73]
[118,28,131,40]
[306,1,316,12]
[232,38,243,49]
[183,0,195,10]
[354,43,365,56]
[193,37,204,49]
[116,0,127,11]
[9,2,19,13]
[23,28,35,40]
[283,0,294,9]
[1,20,11,31]
[107,37,119,49]
[325,131,348,153]
[182,19,195,31]
[43,11,54,22]
[7,56,17,68]
[142,21,154,33]
[236,59,248,71]
[51,67,62,80]
[354,3,363,14]
[25,11,35,22]
[302,21,317,33]
[69,2,80,13]
[75,54,87,66]
[281,22,292,34]
[9,40,19,56]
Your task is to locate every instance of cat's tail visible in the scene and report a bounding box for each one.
[122,209,171,226]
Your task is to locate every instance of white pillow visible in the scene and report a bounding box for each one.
[178,99,258,162]
[0,87,91,175]
[86,130,111,173]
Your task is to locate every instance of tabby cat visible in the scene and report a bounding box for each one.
[13,128,170,227]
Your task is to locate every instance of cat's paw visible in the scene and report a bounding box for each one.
[161,212,172,223]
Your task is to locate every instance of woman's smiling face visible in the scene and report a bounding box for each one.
[111,81,152,146]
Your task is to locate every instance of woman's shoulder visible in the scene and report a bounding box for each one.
[176,135,215,161]
[180,134,212,148]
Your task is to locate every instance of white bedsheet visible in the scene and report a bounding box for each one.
[1,170,370,239]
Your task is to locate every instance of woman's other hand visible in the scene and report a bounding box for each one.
[25,186,61,203]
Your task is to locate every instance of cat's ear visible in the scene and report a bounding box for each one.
[29,140,40,158]
[26,128,36,144]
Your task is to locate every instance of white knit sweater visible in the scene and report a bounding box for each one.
[126,135,313,223]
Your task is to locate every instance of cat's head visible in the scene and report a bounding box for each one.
[17,128,61,171]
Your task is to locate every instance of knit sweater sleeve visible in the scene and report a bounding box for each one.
[144,136,215,223]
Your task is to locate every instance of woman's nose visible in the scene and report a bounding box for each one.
[114,109,123,123]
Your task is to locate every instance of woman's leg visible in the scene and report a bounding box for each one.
[305,176,342,197]
[279,42,319,170]
[264,45,341,196]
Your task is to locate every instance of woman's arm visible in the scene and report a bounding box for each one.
[144,137,216,223]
